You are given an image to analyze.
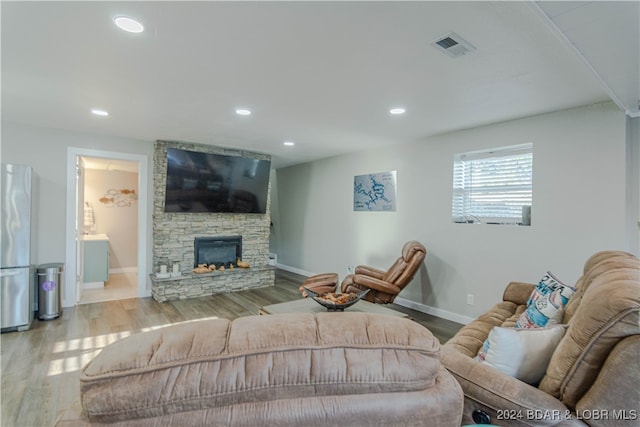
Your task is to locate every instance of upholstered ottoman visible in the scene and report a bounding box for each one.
[56,312,463,426]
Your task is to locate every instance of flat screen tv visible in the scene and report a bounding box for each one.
[164,148,271,213]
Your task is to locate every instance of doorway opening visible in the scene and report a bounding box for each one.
[65,148,149,307]
[78,156,138,304]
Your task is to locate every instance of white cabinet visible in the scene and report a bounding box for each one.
[82,235,109,285]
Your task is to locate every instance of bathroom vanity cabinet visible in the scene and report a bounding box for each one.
[82,234,110,285]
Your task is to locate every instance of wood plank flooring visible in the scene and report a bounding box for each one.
[78,272,137,305]
[0,269,462,427]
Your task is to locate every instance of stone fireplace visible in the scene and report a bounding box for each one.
[151,140,275,302]
[194,235,242,267]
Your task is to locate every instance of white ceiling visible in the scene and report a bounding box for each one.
[2,1,638,169]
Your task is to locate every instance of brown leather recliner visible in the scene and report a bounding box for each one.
[341,240,427,304]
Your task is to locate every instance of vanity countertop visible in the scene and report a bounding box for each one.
[81,234,110,241]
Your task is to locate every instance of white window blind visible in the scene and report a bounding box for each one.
[452,143,533,225]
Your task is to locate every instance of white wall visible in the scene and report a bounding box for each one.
[2,103,633,320]
[268,169,281,256]
[1,121,154,302]
[274,103,631,322]
[626,116,640,254]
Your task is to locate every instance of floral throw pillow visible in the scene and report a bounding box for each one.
[515,271,575,328]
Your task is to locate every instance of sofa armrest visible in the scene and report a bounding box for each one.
[503,281,536,306]
[441,346,585,426]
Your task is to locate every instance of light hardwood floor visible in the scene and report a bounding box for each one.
[78,272,138,305]
[0,269,462,427]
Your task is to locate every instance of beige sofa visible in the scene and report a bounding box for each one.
[56,312,463,426]
[442,250,640,426]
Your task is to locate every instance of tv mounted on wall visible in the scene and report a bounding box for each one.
[164,148,271,213]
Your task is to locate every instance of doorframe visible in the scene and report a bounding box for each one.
[64,147,150,307]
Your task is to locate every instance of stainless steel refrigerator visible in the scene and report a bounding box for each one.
[1,163,37,331]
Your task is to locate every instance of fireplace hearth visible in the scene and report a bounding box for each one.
[194,236,242,267]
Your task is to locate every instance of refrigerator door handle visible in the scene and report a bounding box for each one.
[0,268,23,278]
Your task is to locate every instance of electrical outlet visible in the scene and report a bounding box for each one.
[467,294,474,305]
[347,265,354,274]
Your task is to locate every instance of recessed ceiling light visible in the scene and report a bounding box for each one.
[114,16,144,33]
[91,109,109,116]
[389,108,406,115]
[283,141,295,146]
[235,109,251,116]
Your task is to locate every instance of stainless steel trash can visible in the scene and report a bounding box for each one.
[37,263,63,320]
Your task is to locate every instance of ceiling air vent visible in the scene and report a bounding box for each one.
[431,32,476,58]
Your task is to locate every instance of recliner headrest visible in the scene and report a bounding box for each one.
[402,241,426,261]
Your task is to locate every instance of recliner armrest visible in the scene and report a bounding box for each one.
[354,265,385,279]
[351,274,402,294]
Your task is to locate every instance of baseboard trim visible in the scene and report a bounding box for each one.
[109,267,138,274]
[83,281,104,289]
[275,263,317,278]
[393,296,474,325]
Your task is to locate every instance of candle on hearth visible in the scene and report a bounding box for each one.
[160,265,167,274]
[173,262,179,273]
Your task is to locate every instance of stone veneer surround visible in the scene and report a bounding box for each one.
[151,140,274,301]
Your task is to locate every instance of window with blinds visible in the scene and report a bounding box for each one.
[452,143,533,225]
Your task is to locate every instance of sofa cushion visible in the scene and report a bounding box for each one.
[476,325,566,384]
[445,281,535,358]
[79,312,442,423]
[515,272,575,329]
[444,301,523,358]
[61,371,464,427]
[539,262,640,408]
